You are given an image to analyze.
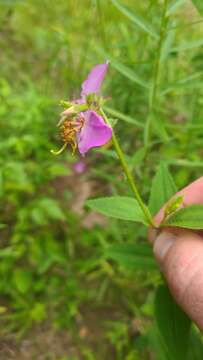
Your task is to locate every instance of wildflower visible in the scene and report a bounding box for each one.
[52,62,112,155]
[73,160,86,174]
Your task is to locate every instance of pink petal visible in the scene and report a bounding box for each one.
[77,110,112,155]
[81,62,109,97]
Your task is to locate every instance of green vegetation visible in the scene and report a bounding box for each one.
[1,0,203,358]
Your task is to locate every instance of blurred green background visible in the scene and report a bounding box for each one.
[1,0,203,358]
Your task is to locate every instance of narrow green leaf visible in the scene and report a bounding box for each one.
[164,205,203,230]
[111,0,158,39]
[104,106,144,128]
[149,163,177,215]
[0,0,22,4]
[152,114,169,142]
[167,159,203,168]
[167,0,186,16]
[110,58,149,89]
[172,39,203,52]
[161,71,203,95]
[191,0,203,16]
[86,196,147,224]
[161,27,176,62]
[99,48,148,89]
[155,285,191,360]
[187,326,203,360]
[129,147,147,166]
[105,243,158,270]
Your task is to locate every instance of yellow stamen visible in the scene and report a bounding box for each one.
[50,142,67,155]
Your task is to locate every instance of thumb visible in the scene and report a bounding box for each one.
[154,230,203,332]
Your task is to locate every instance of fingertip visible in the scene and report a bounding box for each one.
[153,231,176,263]
[154,230,203,331]
[148,227,159,243]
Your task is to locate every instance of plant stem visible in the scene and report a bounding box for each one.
[101,109,155,227]
[144,0,169,145]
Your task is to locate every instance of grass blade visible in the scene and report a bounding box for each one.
[167,0,186,16]
[110,57,149,89]
[111,0,158,39]
[104,106,144,127]
[191,0,203,16]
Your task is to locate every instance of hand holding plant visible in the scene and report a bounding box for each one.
[53,63,203,233]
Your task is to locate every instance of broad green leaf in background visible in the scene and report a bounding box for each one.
[86,196,147,225]
[13,269,33,294]
[149,163,177,215]
[105,243,158,270]
[39,198,65,221]
[164,205,203,229]
[0,247,18,258]
[111,0,158,39]
[155,285,191,360]
[191,0,203,16]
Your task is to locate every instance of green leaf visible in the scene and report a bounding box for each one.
[149,163,177,215]
[111,0,158,39]
[13,269,33,294]
[172,39,203,52]
[164,195,183,218]
[161,71,203,95]
[86,196,147,224]
[99,48,148,89]
[160,27,176,62]
[164,205,203,230]
[167,0,186,15]
[191,0,203,16]
[187,326,203,360]
[105,243,158,270]
[0,247,17,258]
[155,285,191,360]
[104,106,144,128]
[40,198,65,221]
[31,303,46,322]
[152,113,169,142]
[129,147,147,167]
[110,58,149,89]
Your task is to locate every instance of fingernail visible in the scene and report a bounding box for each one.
[149,228,159,243]
[154,231,176,262]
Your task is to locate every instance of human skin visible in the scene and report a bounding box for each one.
[149,177,203,331]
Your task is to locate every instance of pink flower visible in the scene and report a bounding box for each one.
[52,63,112,156]
[73,160,86,174]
